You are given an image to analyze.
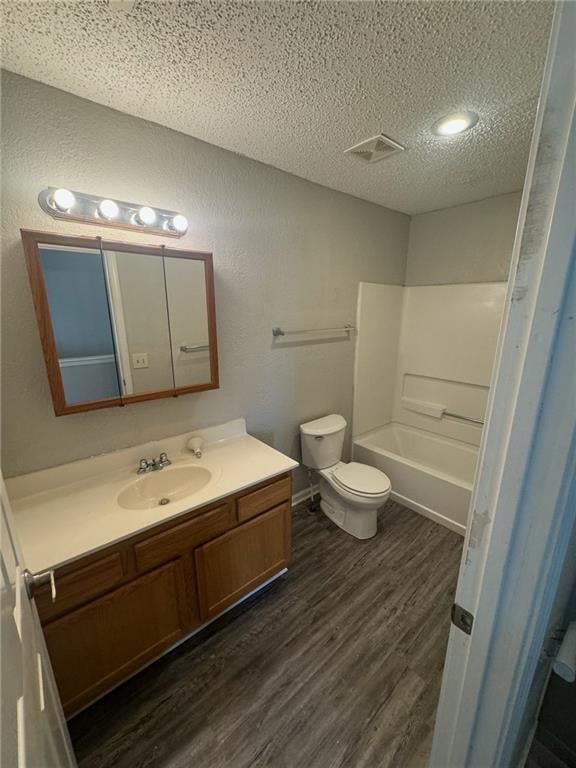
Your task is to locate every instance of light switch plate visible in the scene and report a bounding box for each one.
[132,352,149,369]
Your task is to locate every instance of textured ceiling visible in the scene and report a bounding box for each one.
[1,0,553,214]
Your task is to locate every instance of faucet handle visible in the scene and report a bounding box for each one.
[158,452,171,467]
[137,458,150,474]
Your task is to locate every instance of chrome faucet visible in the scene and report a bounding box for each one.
[137,452,172,474]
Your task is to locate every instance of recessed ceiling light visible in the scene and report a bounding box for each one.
[433,111,479,137]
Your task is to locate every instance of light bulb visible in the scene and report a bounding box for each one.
[137,206,156,226]
[52,188,76,212]
[433,111,478,137]
[170,214,188,233]
[98,199,119,220]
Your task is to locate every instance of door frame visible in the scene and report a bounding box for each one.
[431,3,576,766]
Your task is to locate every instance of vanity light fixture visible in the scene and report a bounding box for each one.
[168,214,189,234]
[98,198,120,220]
[52,188,76,212]
[38,187,189,238]
[136,205,157,226]
[433,111,479,137]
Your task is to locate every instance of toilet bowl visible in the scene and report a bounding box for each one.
[300,415,391,540]
[318,461,391,539]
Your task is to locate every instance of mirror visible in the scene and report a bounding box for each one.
[22,232,219,415]
[164,257,211,389]
[38,242,122,404]
[103,247,174,396]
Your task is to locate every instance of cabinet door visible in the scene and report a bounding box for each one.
[195,502,291,620]
[43,559,189,716]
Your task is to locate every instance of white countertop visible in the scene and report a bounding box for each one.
[7,419,298,573]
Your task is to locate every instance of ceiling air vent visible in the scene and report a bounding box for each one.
[344,133,405,164]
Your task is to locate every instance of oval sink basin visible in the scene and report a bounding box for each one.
[117,466,212,510]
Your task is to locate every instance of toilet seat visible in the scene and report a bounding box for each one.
[326,462,391,498]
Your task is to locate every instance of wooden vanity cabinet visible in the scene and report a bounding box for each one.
[35,473,292,716]
[42,561,190,716]
[196,502,291,620]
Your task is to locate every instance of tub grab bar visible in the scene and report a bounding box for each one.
[401,397,484,425]
[444,411,484,426]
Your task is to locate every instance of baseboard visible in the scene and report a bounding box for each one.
[292,483,319,507]
[390,491,466,536]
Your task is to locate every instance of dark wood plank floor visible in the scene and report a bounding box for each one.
[69,500,462,768]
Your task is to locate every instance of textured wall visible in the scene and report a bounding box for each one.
[405,192,521,285]
[0,72,409,488]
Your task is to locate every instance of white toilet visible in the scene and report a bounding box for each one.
[300,414,391,539]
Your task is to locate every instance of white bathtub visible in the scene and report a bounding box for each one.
[353,423,477,535]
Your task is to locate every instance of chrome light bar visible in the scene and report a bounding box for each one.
[38,187,188,238]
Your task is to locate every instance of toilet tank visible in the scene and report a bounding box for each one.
[300,414,347,469]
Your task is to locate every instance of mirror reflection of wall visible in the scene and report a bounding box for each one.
[38,245,121,404]
[102,250,174,396]
[164,257,210,388]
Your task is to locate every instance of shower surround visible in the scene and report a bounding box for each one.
[352,282,506,533]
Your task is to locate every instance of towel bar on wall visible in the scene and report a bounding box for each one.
[272,324,356,338]
[179,344,209,352]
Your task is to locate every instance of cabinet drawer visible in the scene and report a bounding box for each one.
[36,551,124,624]
[195,501,291,620]
[44,560,187,716]
[237,475,291,523]
[134,502,236,572]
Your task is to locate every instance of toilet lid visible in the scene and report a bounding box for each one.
[331,462,391,496]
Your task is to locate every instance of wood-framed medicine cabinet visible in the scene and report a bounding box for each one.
[21,230,219,416]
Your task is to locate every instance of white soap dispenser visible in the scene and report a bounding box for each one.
[187,436,204,458]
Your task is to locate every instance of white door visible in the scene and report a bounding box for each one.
[1,479,76,768]
[431,3,576,766]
